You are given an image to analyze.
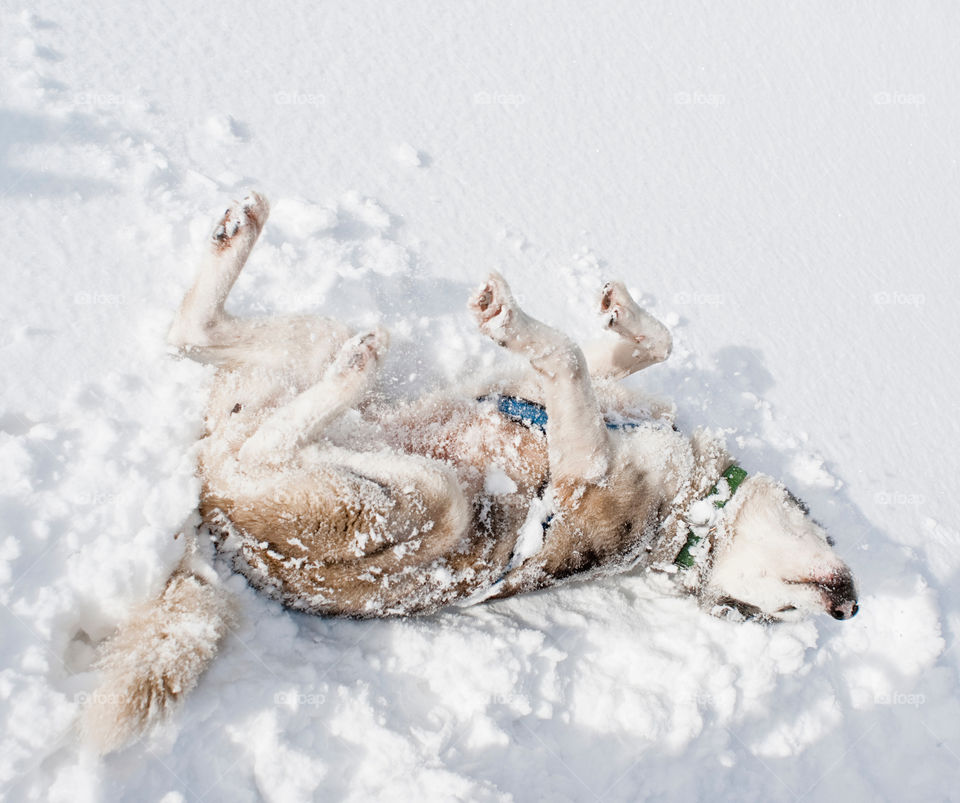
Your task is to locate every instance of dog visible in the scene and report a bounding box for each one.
[81,192,858,753]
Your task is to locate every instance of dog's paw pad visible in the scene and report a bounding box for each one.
[599,281,647,341]
[470,284,503,324]
[212,191,269,250]
[600,284,621,328]
[599,281,630,318]
[333,328,389,375]
[469,273,515,330]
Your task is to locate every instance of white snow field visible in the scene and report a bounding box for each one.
[2,2,959,800]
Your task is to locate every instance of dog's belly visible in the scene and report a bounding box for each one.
[201,397,552,617]
[373,397,550,500]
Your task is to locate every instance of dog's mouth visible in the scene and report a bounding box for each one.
[715,578,860,623]
[714,597,768,622]
[717,600,804,624]
[785,572,859,620]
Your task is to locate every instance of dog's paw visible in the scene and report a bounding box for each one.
[599,280,673,364]
[211,191,270,252]
[469,272,519,341]
[599,281,647,343]
[329,327,389,377]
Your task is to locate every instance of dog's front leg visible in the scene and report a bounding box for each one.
[238,328,388,465]
[470,273,610,484]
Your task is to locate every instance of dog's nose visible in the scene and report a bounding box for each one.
[830,600,858,620]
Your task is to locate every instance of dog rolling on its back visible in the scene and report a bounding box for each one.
[82,192,858,753]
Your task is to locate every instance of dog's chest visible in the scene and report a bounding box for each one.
[374,399,550,502]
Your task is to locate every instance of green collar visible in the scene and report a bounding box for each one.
[674,465,748,569]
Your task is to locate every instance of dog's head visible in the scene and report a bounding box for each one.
[701,474,858,622]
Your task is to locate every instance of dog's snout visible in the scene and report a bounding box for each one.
[822,570,856,599]
[820,569,858,621]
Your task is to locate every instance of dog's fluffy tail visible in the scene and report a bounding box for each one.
[81,538,236,754]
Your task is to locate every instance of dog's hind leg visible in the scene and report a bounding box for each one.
[237,327,389,465]
[470,273,610,483]
[168,192,270,351]
[581,281,672,380]
[213,445,475,616]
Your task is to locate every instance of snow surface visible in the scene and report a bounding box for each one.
[2,2,959,800]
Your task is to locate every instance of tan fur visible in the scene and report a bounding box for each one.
[83,192,858,754]
[176,222,716,618]
[81,554,235,753]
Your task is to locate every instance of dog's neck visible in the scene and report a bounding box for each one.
[648,428,735,588]
[674,464,747,568]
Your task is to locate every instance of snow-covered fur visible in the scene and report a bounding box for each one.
[81,536,235,753]
[84,191,858,752]
[703,475,859,621]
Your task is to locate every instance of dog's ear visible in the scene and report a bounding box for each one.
[785,489,810,515]
[707,595,765,622]
[785,488,836,545]
[698,588,757,622]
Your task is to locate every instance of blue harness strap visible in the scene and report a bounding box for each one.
[492,395,549,430]
[481,394,642,432]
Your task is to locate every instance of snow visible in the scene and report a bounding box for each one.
[1,1,959,801]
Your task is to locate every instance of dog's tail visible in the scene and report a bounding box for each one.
[81,535,236,754]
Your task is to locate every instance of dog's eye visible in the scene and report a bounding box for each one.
[786,490,810,515]
[776,605,797,613]
[716,596,764,620]
[825,535,836,547]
